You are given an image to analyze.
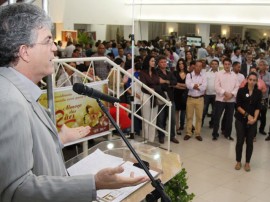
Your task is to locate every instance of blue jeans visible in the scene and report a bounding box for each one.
[179,110,186,128]
[157,102,176,139]
[122,127,131,134]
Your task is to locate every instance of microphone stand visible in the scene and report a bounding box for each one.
[96,99,171,202]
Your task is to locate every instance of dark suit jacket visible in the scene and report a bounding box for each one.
[0,67,95,202]
[240,62,256,78]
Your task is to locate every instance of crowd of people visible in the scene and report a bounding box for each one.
[53,27,270,171]
[3,3,270,202]
[56,34,270,137]
[1,3,270,202]
[54,31,270,172]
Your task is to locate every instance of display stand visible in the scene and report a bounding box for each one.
[66,139,181,202]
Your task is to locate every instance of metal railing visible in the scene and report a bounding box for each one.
[52,57,172,151]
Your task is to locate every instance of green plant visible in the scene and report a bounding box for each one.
[164,168,195,202]
[77,32,90,46]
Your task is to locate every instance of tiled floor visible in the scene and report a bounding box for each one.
[166,115,270,202]
[63,113,270,202]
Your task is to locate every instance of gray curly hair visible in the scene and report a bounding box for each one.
[258,59,269,67]
[0,3,52,66]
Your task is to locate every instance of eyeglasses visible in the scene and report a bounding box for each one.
[31,39,55,47]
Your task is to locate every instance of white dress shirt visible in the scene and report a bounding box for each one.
[205,70,217,95]
[186,71,207,97]
[215,70,239,102]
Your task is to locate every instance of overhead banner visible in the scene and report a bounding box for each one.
[39,81,110,136]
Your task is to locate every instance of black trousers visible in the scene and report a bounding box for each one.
[259,99,268,131]
[212,101,235,138]
[202,94,216,126]
[235,119,257,163]
[157,102,176,139]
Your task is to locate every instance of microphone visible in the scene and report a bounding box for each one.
[73,83,120,103]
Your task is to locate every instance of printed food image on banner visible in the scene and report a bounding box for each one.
[39,81,109,136]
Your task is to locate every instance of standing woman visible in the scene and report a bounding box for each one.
[174,58,188,134]
[185,50,193,69]
[234,72,262,172]
[140,55,161,142]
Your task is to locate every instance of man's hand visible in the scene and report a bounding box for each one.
[223,92,233,101]
[95,166,149,190]
[193,84,200,90]
[59,124,91,144]
[160,78,169,84]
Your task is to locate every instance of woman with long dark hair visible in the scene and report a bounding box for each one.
[173,58,188,134]
[140,55,160,142]
[185,50,193,70]
[234,72,262,172]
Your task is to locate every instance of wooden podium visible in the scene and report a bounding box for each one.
[65,139,182,202]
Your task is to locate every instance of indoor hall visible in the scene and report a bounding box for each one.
[1,1,270,202]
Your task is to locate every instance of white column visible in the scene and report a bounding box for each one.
[89,24,107,42]
[166,22,178,35]
[196,23,210,46]
[135,21,149,41]
[124,25,132,40]
[55,23,64,42]
[221,25,230,39]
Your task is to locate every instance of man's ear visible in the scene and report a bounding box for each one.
[18,45,31,63]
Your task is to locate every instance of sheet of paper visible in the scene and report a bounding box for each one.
[67,149,124,176]
[67,149,159,202]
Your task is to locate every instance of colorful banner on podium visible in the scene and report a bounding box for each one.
[39,81,109,136]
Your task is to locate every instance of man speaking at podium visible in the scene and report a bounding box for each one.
[0,3,147,202]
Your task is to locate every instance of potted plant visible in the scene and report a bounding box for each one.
[164,168,195,202]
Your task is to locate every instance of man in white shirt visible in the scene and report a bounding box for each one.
[216,39,225,54]
[64,41,75,57]
[197,43,208,59]
[179,45,189,59]
[211,58,239,141]
[202,59,219,128]
[219,61,245,135]
[184,60,207,141]
[115,47,126,62]
[231,47,242,65]
[206,47,219,64]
